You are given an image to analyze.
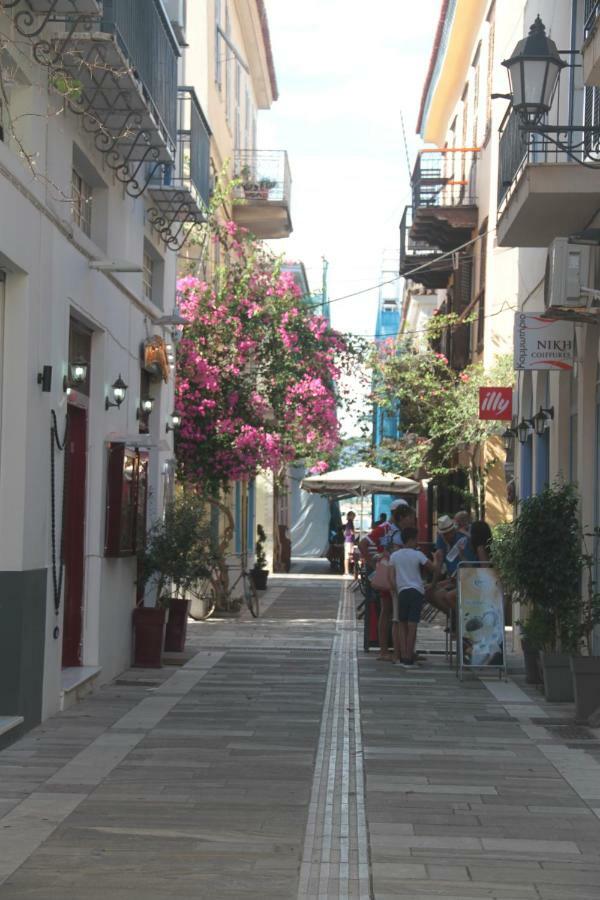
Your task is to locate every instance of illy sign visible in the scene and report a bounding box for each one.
[479,387,512,421]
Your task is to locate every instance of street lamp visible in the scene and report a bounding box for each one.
[501,16,600,167]
[531,405,554,436]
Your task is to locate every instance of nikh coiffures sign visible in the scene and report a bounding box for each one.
[513,313,574,371]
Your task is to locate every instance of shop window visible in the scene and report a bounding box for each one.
[105,444,149,557]
[142,240,164,309]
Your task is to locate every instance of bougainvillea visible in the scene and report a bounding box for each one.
[175,219,348,489]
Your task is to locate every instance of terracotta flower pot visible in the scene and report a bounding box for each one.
[570,656,600,723]
[164,597,190,652]
[133,606,166,668]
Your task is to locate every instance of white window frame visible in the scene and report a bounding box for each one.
[143,251,154,302]
[72,167,92,237]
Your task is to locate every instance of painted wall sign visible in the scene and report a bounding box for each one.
[478,387,512,421]
[513,314,574,371]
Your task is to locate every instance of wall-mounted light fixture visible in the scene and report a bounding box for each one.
[165,411,181,434]
[516,417,532,444]
[502,16,600,167]
[501,426,516,452]
[531,405,554,436]
[70,357,89,384]
[136,397,155,419]
[37,365,52,392]
[105,374,128,411]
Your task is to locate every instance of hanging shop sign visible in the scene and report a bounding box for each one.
[457,563,506,678]
[143,336,169,382]
[513,313,574,371]
[478,387,512,420]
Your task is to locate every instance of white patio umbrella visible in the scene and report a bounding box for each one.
[301,464,421,534]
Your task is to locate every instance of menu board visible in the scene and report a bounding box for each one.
[457,563,506,673]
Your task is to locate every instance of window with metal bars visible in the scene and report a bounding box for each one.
[584,85,600,158]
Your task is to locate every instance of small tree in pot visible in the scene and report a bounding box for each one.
[570,530,600,721]
[251,524,269,590]
[492,482,581,701]
[137,493,214,663]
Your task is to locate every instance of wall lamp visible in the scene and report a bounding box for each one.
[136,397,155,419]
[501,426,516,451]
[70,357,89,385]
[531,405,554,436]
[105,375,128,411]
[165,411,181,434]
[502,16,600,167]
[516,417,532,444]
[37,365,52,392]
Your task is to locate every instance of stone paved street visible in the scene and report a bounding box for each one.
[1,561,600,898]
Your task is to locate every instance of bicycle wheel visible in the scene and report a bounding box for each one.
[244,572,259,618]
[187,576,217,621]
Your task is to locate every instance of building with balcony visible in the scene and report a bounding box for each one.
[0,0,211,747]
[403,0,515,526]
[497,0,600,654]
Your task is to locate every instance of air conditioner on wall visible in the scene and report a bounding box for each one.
[544,237,590,312]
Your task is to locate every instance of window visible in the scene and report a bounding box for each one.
[143,251,154,301]
[105,444,149,556]
[68,318,92,397]
[225,4,232,124]
[72,168,92,236]
[234,61,241,149]
[584,86,600,157]
[471,44,481,147]
[485,4,496,141]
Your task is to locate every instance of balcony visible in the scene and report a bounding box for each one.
[497,110,600,247]
[583,0,600,85]
[410,149,479,253]
[147,87,211,249]
[232,150,292,239]
[7,0,179,198]
[399,206,453,290]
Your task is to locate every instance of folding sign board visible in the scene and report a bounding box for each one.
[478,387,512,421]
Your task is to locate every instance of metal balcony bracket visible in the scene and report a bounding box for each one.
[147,193,203,251]
[31,14,100,66]
[7,1,99,43]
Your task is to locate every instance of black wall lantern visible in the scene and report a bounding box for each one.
[136,397,154,419]
[105,374,128,411]
[502,16,600,166]
[70,357,89,384]
[165,411,181,434]
[501,426,515,451]
[531,405,554,436]
[516,417,531,444]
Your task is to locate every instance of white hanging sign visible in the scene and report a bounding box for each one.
[513,313,574,371]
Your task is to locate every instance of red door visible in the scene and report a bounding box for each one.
[62,405,87,667]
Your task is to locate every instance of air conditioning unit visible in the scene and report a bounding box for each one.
[162,0,186,44]
[544,237,590,312]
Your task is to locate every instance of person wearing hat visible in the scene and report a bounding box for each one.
[358,500,415,661]
[429,514,461,614]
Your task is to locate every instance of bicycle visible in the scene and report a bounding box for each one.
[188,550,259,621]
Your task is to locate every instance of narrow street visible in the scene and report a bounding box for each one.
[1,563,600,900]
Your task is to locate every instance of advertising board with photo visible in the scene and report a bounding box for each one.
[457,563,506,676]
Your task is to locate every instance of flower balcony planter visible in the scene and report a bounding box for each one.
[540,651,574,702]
[164,597,190,653]
[251,569,269,591]
[522,640,542,685]
[570,656,600,723]
[133,606,166,668]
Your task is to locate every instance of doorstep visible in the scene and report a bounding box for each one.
[60,666,102,711]
[0,716,24,738]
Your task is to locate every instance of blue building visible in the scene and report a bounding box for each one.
[372,255,402,523]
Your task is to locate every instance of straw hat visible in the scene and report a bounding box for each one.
[437,515,455,534]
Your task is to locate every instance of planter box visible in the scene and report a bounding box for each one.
[251,569,269,591]
[540,651,574,702]
[522,641,542,685]
[133,606,166,668]
[570,656,600,723]
[164,597,190,653]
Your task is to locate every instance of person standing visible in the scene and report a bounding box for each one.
[343,511,357,576]
[388,527,434,668]
[359,501,416,661]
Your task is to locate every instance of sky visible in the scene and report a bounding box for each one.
[261,0,442,341]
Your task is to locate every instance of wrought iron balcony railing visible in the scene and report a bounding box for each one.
[4,0,180,198]
[399,205,453,289]
[232,150,292,239]
[412,148,478,211]
[147,87,211,250]
[585,0,600,41]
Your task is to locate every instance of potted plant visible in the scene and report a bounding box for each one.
[492,483,581,701]
[570,530,600,722]
[258,177,277,199]
[251,524,269,590]
[137,493,213,664]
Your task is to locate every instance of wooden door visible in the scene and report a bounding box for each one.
[62,405,87,667]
